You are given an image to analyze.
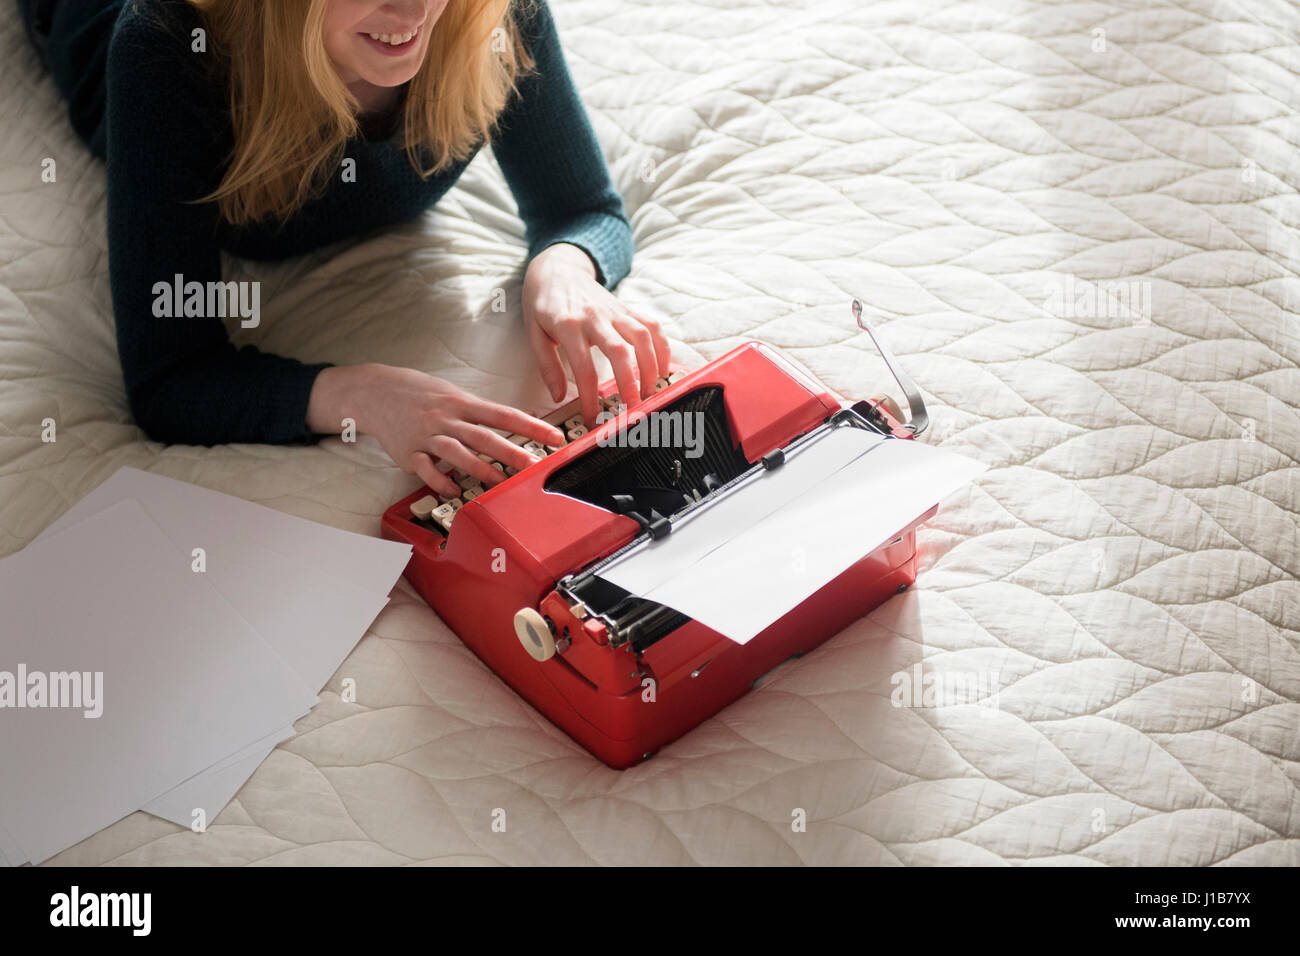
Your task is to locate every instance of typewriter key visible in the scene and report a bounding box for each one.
[431,504,456,530]
[410,495,437,521]
[563,415,584,432]
[544,400,583,427]
[567,424,588,440]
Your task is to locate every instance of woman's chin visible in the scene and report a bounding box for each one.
[341,51,420,89]
[359,67,420,88]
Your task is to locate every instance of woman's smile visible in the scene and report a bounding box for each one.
[360,24,423,57]
[327,1,446,85]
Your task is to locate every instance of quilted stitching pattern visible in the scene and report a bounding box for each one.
[0,0,1296,865]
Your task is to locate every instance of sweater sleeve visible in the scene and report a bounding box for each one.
[491,0,634,289]
[103,9,332,446]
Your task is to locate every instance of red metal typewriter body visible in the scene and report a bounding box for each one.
[382,305,933,769]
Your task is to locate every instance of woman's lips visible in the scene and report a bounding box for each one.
[360,24,422,57]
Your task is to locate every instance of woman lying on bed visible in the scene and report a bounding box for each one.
[18,0,668,498]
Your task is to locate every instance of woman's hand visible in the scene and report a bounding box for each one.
[522,243,671,426]
[307,364,564,499]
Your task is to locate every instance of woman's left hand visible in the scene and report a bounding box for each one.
[522,243,671,426]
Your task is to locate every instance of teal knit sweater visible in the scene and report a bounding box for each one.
[39,0,633,444]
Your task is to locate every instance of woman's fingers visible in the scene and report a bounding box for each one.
[465,399,564,448]
[454,423,542,473]
[411,450,459,498]
[553,323,602,426]
[637,311,672,378]
[428,435,505,488]
[612,315,660,400]
[590,325,642,413]
[526,317,568,403]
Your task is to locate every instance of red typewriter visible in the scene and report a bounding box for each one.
[382,299,933,768]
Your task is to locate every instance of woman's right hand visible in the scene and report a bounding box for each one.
[307,363,565,498]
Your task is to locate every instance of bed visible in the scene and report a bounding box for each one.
[1,0,1296,865]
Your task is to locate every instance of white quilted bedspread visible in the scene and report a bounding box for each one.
[1,0,1298,865]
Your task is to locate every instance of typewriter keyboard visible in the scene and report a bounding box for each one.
[409,371,686,533]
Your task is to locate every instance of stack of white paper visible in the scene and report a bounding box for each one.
[0,468,413,864]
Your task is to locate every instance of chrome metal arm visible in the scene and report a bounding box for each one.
[851,298,929,437]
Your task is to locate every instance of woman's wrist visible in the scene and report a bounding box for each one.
[531,242,598,281]
[307,363,380,436]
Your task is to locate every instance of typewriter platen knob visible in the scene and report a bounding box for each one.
[514,607,556,662]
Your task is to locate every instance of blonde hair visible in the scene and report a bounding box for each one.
[185,0,536,225]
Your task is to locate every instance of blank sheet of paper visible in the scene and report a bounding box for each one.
[14,541,388,828]
[39,467,412,595]
[140,540,388,825]
[0,499,318,863]
[0,824,22,866]
[143,725,297,827]
[36,468,409,825]
[596,429,987,643]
